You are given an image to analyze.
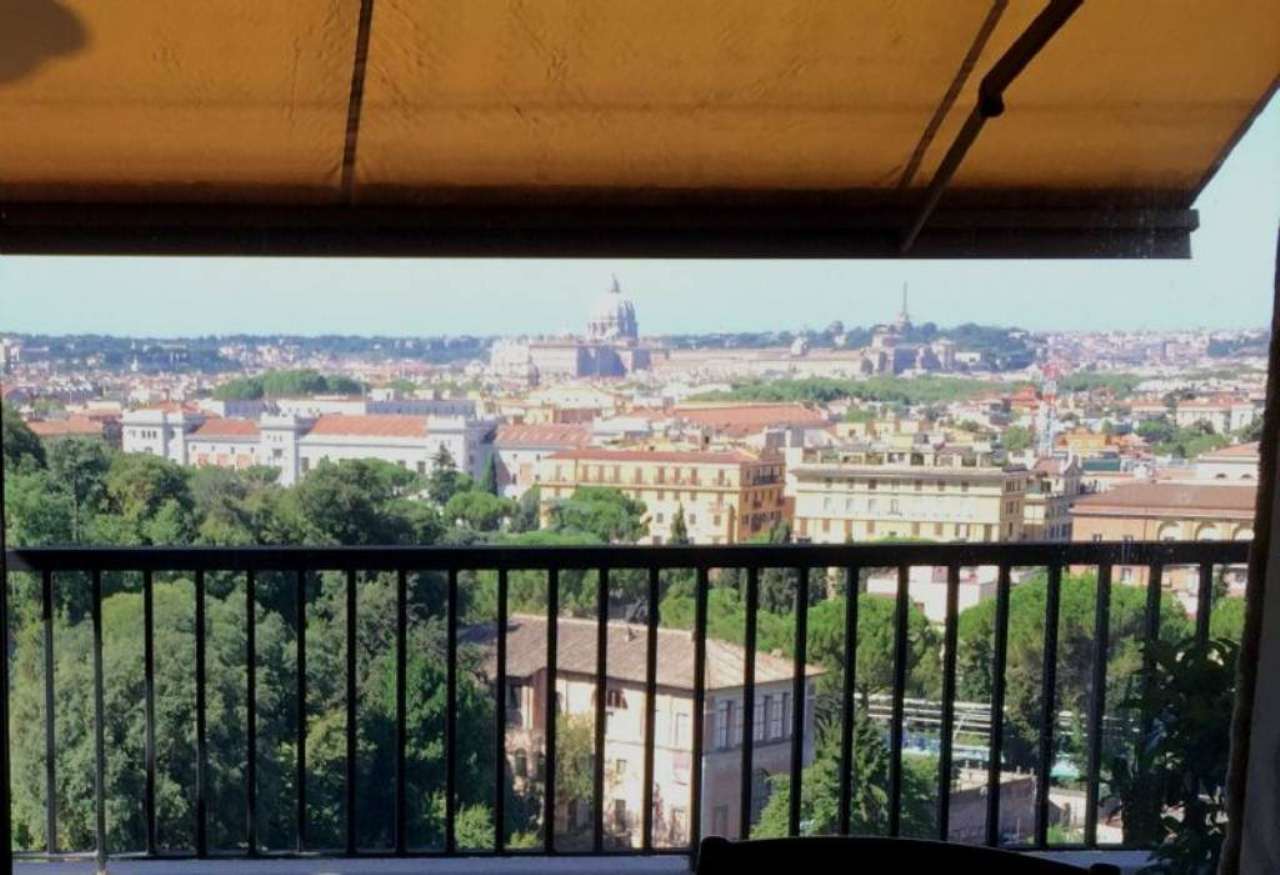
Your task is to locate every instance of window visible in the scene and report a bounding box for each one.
[656,512,665,524]
[712,806,730,838]
[300,457,310,472]
[614,758,628,777]
[961,481,970,493]
[689,514,697,525]
[614,799,628,831]
[536,753,546,781]
[915,480,923,492]
[766,695,782,738]
[514,749,528,778]
[937,480,945,492]
[674,713,690,747]
[754,699,765,741]
[780,693,792,738]
[606,688,626,709]
[417,461,426,475]
[507,683,522,709]
[670,808,687,843]
[935,522,944,536]
[657,489,665,500]
[715,700,734,749]
[868,479,877,490]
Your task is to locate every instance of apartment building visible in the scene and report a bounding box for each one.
[1174,397,1260,434]
[536,447,788,544]
[1022,456,1083,541]
[788,442,1027,543]
[493,423,593,499]
[476,615,821,848]
[1070,482,1255,590]
[123,405,497,485]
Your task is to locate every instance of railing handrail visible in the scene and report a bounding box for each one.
[2,539,1249,572]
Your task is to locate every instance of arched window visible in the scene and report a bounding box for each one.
[514,749,528,779]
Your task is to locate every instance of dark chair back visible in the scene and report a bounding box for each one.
[695,836,1121,875]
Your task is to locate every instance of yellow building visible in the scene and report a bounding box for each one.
[788,444,1027,543]
[537,447,788,544]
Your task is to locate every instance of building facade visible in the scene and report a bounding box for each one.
[493,423,593,499]
[123,406,497,486]
[478,615,821,848]
[788,444,1027,543]
[536,448,788,544]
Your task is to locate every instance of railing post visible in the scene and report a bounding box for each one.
[246,570,258,856]
[787,566,809,838]
[395,569,408,855]
[739,566,758,840]
[837,566,859,836]
[641,566,659,850]
[592,567,608,852]
[1084,563,1112,847]
[194,568,208,858]
[888,565,910,837]
[90,569,107,874]
[143,570,157,856]
[1035,564,1063,847]
[937,563,961,842]
[40,570,56,855]
[493,568,508,854]
[689,567,709,855]
[345,569,358,855]
[985,564,1012,846]
[295,569,308,853]
[543,568,558,854]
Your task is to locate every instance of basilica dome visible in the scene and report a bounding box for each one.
[587,275,638,343]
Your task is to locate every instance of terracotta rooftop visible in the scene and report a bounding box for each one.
[191,418,260,438]
[26,416,104,438]
[495,423,592,448]
[1072,482,1257,517]
[1204,441,1260,459]
[467,614,822,692]
[547,447,759,465]
[306,414,429,438]
[674,403,827,436]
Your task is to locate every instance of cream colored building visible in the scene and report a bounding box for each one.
[788,443,1027,543]
[1022,456,1083,541]
[476,615,821,848]
[537,448,788,544]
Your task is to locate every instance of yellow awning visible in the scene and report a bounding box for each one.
[0,0,1275,256]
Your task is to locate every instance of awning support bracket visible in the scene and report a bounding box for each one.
[900,0,1085,254]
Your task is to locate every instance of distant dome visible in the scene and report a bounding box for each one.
[587,275,638,342]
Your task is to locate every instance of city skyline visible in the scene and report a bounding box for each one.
[1,98,1275,339]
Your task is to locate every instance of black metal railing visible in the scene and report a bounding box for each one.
[0,540,1250,869]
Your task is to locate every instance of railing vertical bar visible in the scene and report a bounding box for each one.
[494,568,508,855]
[294,569,307,853]
[888,564,909,837]
[395,569,408,856]
[90,569,107,873]
[1195,561,1214,645]
[40,570,56,855]
[787,566,808,838]
[246,570,258,856]
[445,568,458,855]
[1035,564,1063,848]
[937,563,961,842]
[837,566,859,836]
[345,569,358,856]
[985,564,1012,847]
[1084,563,1112,847]
[544,568,559,854]
[738,566,759,840]
[0,537,10,875]
[194,568,208,857]
[143,569,156,856]
[592,568,608,853]
[1140,563,1164,749]
[641,566,659,851]
[689,567,709,854]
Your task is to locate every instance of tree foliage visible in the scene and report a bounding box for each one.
[213,369,364,400]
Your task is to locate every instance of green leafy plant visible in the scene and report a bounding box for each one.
[1108,637,1237,874]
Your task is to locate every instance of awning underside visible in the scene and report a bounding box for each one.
[0,0,1276,257]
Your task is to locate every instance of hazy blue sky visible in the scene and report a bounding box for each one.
[2,97,1276,338]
